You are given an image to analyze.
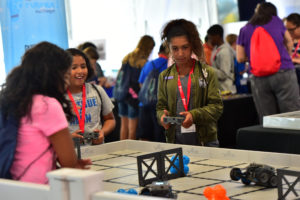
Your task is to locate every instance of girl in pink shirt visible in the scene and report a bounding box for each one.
[0,42,92,184]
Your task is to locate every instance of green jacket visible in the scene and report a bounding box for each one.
[156,61,223,144]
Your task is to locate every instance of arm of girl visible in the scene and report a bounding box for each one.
[100,112,116,137]
[49,128,92,169]
[92,112,115,145]
[236,45,247,63]
[160,109,171,130]
[71,129,84,139]
[284,30,293,56]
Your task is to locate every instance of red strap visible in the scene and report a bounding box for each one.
[292,40,300,59]
[67,84,86,132]
[212,47,221,61]
[158,54,168,59]
[176,61,195,111]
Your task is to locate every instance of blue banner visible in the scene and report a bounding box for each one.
[0,0,68,74]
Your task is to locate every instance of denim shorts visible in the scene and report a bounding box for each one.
[118,101,139,119]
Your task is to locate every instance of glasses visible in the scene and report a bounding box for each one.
[287,26,299,32]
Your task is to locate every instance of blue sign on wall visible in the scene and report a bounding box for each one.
[0,0,68,75]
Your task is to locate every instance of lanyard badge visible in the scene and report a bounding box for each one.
[176,61,195,111]
[67,84,86,132]
[292,40,300,59]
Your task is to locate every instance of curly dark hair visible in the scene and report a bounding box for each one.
[66,48,95,80]
[248,2,277,26]
[0,41,73,121]
[161,18,204,61]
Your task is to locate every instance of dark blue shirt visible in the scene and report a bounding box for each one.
[138,56,168,84]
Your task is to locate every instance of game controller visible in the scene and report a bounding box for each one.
[80,132,99,140]
[163,116,185,125]
[74,132,99,145]
[73,132,99,159]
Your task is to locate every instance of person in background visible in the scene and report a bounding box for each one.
[236,2,300,123]
[83,46,100,84]
[226,33,249,94]
[83,46,110,88]
[0,42,91,184]
[66,48,115,145]
[203,35,213,66]
[208,24,236,94]
[137,44,168,142]
[157,19,223,146]
[118,35,155,140]
[285,13,300,87]
[78,42,105,81]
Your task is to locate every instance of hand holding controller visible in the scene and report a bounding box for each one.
[160,110,170,130]
[163,116,185,125]
[81,132,99,140]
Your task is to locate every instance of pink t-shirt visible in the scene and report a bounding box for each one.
[10,95,68,184]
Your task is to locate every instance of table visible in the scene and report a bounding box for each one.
[237,125,300,154]
[3,140,300,200]
[84,140,300,200]
[218,94,259,148]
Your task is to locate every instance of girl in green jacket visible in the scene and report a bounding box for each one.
[156,19,223,146]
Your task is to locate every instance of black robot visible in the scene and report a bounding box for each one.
[230,163,278,188]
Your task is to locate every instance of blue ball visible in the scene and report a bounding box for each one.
[117,189,126,193]
[127,188,138,195]
[171,155,180,166]
[184,165,189,175]
[170,166,177,174]
[183,155,190,165]
[171,155,177,162]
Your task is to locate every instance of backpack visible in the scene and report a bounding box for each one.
[91,83,106,128]
[138,61,166,106]
[250,27,281,77]
[113,63,130,101]
[0,110,51,179]
[0,111,18,179]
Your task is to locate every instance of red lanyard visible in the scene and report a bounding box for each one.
[212,47,221,61]
[176,61,195,111]
[292,40,300,59]
[67,84,86,132]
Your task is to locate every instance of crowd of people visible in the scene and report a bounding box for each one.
[1,2,300,184]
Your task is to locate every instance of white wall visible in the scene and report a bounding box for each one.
[0,0,217,82]
[0,0,218,82]
[66,0,218,76]
[1,0,300,83]
[223,21,247,38]
[268,0,300,19]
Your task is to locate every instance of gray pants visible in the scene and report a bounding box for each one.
[250,69,300,123]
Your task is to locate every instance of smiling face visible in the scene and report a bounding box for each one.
[169,35,192,67]
[69,55,88,92]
